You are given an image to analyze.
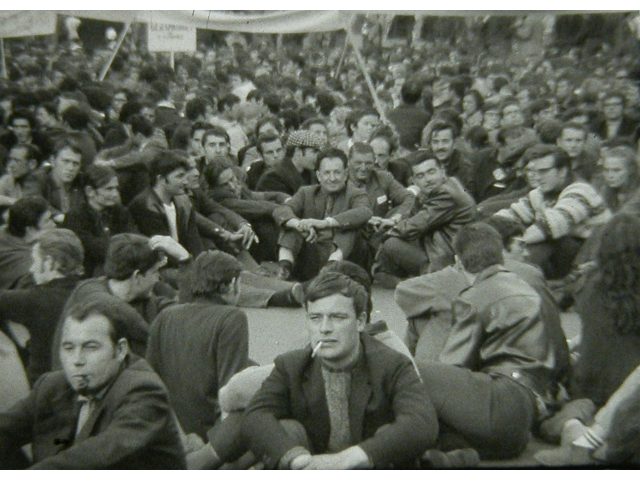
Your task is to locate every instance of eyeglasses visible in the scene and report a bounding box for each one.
[526,166,556,176]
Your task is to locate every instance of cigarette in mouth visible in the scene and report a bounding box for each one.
[312,341,323,358]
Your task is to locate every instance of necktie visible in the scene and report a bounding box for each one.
[75,397,94,437]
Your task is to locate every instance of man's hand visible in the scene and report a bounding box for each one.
[94,158,116,168]
[369,216,397,232]
[236,224,259,250]
[292,446,371,469]
[149,235,190,262]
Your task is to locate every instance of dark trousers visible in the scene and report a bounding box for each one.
[419,363,535,460]
[526,236,584,280]
[249,219,280,263]
[376,237,429,278]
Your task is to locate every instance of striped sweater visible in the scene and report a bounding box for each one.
[495,181,612,240]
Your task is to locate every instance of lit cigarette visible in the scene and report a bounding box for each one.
[311,341,323,358]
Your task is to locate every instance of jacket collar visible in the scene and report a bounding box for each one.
[472,264,507,285]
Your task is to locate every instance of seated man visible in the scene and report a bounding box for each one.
[493,144,611,279]
[274,148,372,281]
[395,215,569,384]
[0,296,186,469]
[23,138,84,224]
[418,222,559,460]
[129,149,205,257]
[146,251,250,440]
[374,149,476,288]
[50,233,186,368]
[0,144,41,208]
[0,228,84,385]
[347,142,414,270]
[241,271,438,469]
[255,130,325,196]
[0,196,56,290]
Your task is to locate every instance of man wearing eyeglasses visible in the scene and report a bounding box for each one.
[493,144,611,280]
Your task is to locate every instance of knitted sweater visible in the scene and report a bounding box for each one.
[495,181,611,241]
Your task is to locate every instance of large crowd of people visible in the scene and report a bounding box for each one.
[1,12,640,468]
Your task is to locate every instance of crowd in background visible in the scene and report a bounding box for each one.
[0,12,640,469]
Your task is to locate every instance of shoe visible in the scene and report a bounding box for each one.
[373,271,401,290]
[539,399,596,443]
[290,282,305,306]
[560,419,588,446]
[421,448,480,468]
[534,445,599,467]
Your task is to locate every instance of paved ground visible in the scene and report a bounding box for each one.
[243,285,581,467]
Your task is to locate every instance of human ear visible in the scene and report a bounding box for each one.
[115,338,129,361]
[356,312,367,332]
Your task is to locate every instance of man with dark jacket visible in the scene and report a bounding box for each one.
[129,149,204,256]
[0,297,186,469]
[273,148,372,281]
[242,271,438,469]
[0,229,84,385]
[255,130,324,195]
[418,222,559,460]
[387,77,431,150]
[375,150,476,287]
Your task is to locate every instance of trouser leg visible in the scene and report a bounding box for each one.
[376,237,429,277]
[418,362,535,459]
[527,237,583,280]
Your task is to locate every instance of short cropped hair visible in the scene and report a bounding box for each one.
[453,222,504,274]
[405,149,441,170]
[256,133,282,155]
[522,144,571,171]
[202,126,230,146]
[66,295,137,345]
[316,147,348,171]
[304,271,368,318]
[104,233,163,281]
[319,260,372,322]
[35,228,84,276]
[348,142,374,159]
[149,149,189,185]
[85,164,117,190]
[184,250,242,300]
[7,196,49,237]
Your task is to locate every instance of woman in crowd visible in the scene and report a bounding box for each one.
[597,145,640,213]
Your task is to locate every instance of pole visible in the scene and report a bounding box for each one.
[170,51,175,71]
[333,36,349,80]
[346,29,389,125]
[0,39,7,80]
[98,21,131,81]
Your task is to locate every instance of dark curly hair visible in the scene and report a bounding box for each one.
[596,213,640,335]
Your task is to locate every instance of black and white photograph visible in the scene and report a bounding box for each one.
[0,5,640,470]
